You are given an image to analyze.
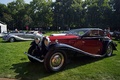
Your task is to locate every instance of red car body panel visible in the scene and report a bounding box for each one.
[81,39,103,54]
[49,34,78,41]
[49,34,103,55]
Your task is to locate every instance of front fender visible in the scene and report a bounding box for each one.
[30,41,38,46]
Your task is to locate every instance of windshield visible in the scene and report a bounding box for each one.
[66,29,88,36]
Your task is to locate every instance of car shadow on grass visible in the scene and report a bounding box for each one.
[11,62,53,80]
[11,54,116,80]
[66,54,116,70]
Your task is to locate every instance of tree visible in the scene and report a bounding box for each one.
[109,0,120,30]
[7,0,26,29]
[84,0,112,29]
[53,0,84,30]
[0,0,119,30]
[0,3,13,29]
[29,0,53,29]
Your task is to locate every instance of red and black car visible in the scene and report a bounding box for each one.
[25,28,117,72]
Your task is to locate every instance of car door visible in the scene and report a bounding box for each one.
[15,32,25,38]
[24,32,35,39]
[11,32,24,38]
[76,30,103,55]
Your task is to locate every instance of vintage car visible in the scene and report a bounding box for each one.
[25,28,117,72]
[113,31,120,40]
[2,31,43,42]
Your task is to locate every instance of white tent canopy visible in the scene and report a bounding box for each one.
[0,21,7,37]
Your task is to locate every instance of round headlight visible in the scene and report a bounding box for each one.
[44,37,51,46]
[35,37,40,44]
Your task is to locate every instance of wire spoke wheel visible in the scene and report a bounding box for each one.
[44,50,67,72]
[106,44,113,57]
[50,52,64,70]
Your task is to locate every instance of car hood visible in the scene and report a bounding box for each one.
[48,34,79,41]
[50,33,66,36]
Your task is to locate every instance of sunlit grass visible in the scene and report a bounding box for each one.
[0,36,120,80]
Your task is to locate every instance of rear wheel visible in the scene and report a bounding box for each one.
[44,50,67,72]
[105,43,113,57]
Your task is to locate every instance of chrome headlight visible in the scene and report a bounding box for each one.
[35,37,40,44]
[44,37,51,46]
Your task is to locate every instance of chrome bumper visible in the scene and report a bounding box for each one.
[24,52,44,62]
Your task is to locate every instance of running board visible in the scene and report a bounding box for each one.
[24,52,44,62]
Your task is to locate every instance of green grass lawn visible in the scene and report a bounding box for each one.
[0,36,120,80]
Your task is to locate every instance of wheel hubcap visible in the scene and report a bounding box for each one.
[50,52,64,70]
[10,38,14,42]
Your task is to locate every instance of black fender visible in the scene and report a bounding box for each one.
[29,40,48,56]
[48,43,105,58]
[100,39,117,56]
[102,39,117,51]
[30,41,38,47]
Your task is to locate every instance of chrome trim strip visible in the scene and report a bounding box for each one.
[24,52,44,62]
[57,43,106,57]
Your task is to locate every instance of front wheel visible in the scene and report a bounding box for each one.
[9,37,15,42]
[28,46,38,62]
[105,43,113,57]
[44,50,67,72]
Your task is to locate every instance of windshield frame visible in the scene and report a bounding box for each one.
[66,29,89,36]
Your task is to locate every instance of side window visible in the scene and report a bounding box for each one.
[78,31,85,36]
[99,31,104,36]
[89,30,100,37]
[84,30,103,37]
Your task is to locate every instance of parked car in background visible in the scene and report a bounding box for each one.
[113,31,120,40]
[104,31,112,39]
[2,31,43,42]
[25,28,117,72]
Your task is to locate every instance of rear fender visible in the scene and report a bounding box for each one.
[104,40,117,50]
[112,42,117,50]
[101,40,117,56]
